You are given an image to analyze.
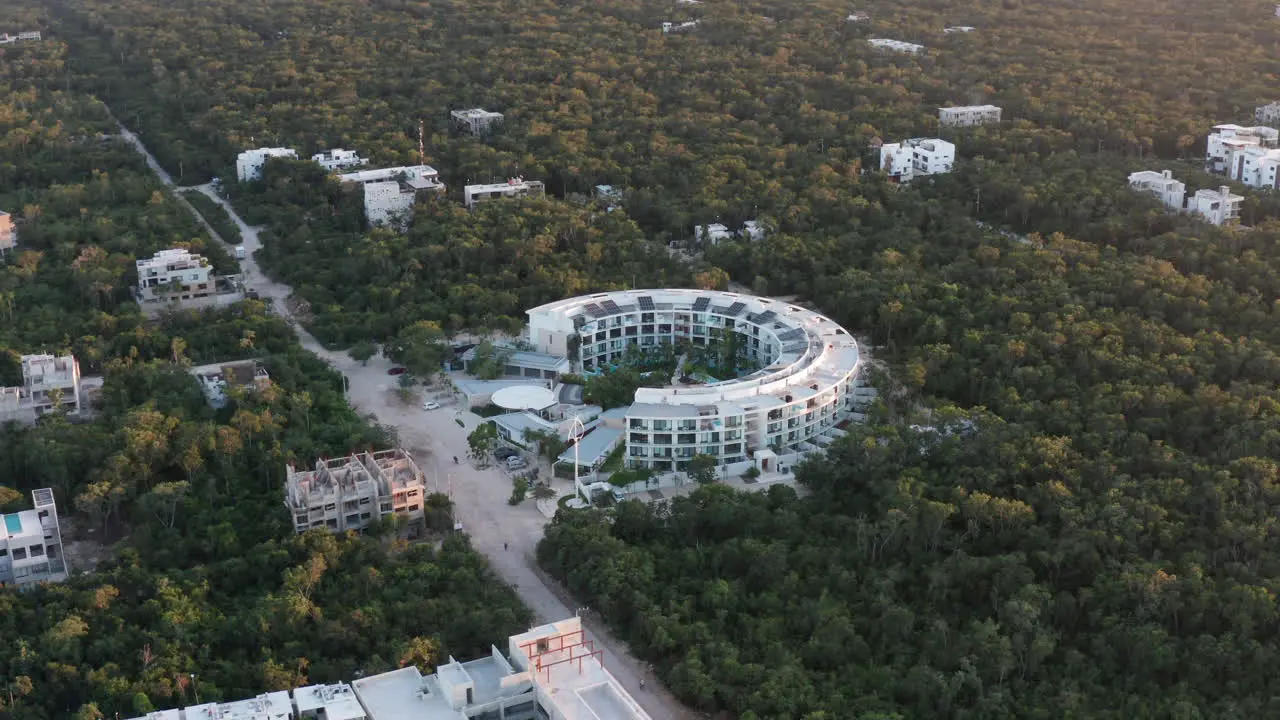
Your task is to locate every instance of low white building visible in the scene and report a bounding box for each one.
[1257,102,1280,126]
[846,11,870,22]
[464,178,546,209]
[742,219,766,241]
[353,616,651,720]
[236,147,299,182]
[135,248,241,313]
[338,165,446,226]
[127,618,650,720]
[1,354,82,423]
[0,209,16,255]
[311,148,368,171]
[1186,186,1243,226]
[0,31,41,44]
[1128,170,1186,211]
[868,38,925,53]
[190,360,271,409]
[938,105,1002,127]
[0,489,68,589]
[293,683,367,720]
[662,20,699,33]
[284,449,429,536]
[1205,124,1279,177]
[451,108,505,136]
[698,223,733,245]
[880,137,955,183]
[944,26,976,33]
[185,693,293,720]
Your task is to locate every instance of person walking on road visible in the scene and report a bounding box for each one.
[503,542,508,551]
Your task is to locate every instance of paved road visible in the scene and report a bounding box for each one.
[117,124,694,720]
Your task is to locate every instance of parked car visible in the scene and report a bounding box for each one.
[506,456,527,470]
[493,447,519,460]
[387,367,408,375]
[422,401,440,410]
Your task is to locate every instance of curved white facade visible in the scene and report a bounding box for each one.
[527,289,862,471]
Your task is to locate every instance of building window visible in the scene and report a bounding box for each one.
[325,503,336,511]
[408,504,420,511]
[12,548,26,560]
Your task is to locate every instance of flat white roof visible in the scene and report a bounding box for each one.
[292,683,366,720]
[352,667,465,720]
[492,385,558,410]
[338,165,439,184]
[510,618,650,720]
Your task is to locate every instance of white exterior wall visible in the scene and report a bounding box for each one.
[1205,125,1279,176]
[363,181,417,225]
[236,147,298,182]
[0,489,67,589]
[881,138,955,182]
[450,109,504,136]
[1187,186,1243,226]
[136,249,216,305]
[1127,170,1186,210]
[464,179,546,209]
[312,148,368,171]
[939,105,1002,127]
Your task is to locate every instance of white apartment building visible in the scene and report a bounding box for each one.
[284,449,428,536]
[311,148,368,171]
[880,137,956,183]
[1255,102,1280,126]
[0,209,16,255]
[337,165,445,226]
[236,147,299,182]
[527,289,862,474]
[1128,170,1186,211]
[190,360,271,409]
[450,108,504,136]
[1187,186,1243,226]
[0,489,68,589]
[464,178,546,209]
[938,105,1002,127]
[662,21,699,33]
[129,618,648,720]
[868,38,925,53]
[136,248,240,313]
[1205,124,1279,177]
[1,354,82,423]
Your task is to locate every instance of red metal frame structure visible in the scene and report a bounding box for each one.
[519,630,604,681]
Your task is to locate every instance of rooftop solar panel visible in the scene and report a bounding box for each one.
[691,297,711,311]
[638,296,655,310]
[584,303,608,318]
[725,302,746,316]
[601,300,622,314]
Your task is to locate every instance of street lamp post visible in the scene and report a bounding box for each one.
[190,673,199,705]
[570,417,586,503]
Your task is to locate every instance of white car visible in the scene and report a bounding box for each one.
[422,401,441,410]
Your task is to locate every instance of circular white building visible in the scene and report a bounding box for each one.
[526,289,863,473]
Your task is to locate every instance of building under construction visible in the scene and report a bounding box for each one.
[284,449,428,536]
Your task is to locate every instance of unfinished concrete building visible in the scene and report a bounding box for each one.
[284,450,428,536]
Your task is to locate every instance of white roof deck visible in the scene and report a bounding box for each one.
[352,667,466,720]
